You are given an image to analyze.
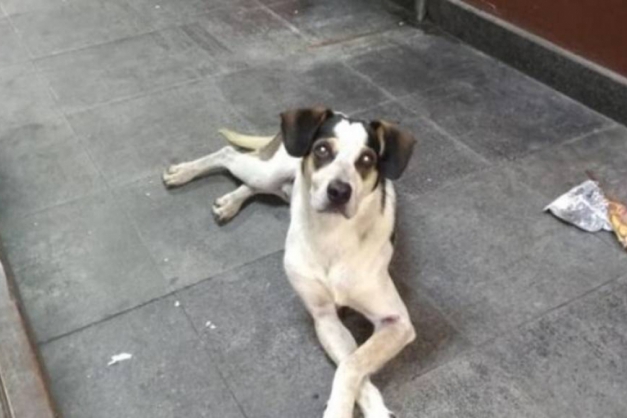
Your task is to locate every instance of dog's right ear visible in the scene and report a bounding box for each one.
[281,107,332,157]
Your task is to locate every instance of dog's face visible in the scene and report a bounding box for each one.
[281,107,416,218]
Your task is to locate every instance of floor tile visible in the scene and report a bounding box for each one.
[180,252,469,417]
[179,5,306,67]
[385,352,548,418]
[36,28,231,113]
[41,296,245,418]
[114,175,289,289]
[10,0,152,58]
[267,0,402,43]
[179,253,332,418]
[67,78,251,187]
[353,101,489,196]
[216,57,389,130]
[0,116,104,220]
[347,31,503,98]
[0,192,167,342]
[485,276,627,418]
[0,18,30,68]
[394,166,626,344]
[399,71,612,161]
[513,124,627,201]
[0,63,58,129]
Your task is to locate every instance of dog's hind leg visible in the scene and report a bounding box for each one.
[163,145,293,192]
[212,184,256,223]
[163,146,234,188]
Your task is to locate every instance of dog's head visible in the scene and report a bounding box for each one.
[281,106,416,218]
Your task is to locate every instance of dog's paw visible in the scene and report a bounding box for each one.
[162,163,196,188]
[212,196,241,224]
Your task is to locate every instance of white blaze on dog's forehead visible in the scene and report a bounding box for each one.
[333,119,368,143]
[333,119,368,161]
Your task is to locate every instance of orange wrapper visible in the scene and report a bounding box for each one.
[607,199,627,249]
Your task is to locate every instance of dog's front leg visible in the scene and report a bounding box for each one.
[286,267,395,418]
[324,278,415,418]
[313,308,396,418]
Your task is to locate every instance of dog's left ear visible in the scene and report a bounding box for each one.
[371,120,416,180]
[281,107,333,157]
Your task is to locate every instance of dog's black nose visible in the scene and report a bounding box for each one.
[327,180,352,205]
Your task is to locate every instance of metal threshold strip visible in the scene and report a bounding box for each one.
[0,240,59,418]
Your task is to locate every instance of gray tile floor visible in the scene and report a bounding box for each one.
[1,0,626,417]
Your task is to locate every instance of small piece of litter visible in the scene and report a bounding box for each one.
[398,21,405,26]
[210,324,216,330]
[155,4,161,9]
[205,321,212,327]
[546,177,627,251]
[174,301,180,307]
[107,353,132,366]
[545,180,611,232]
[145,192,151,197]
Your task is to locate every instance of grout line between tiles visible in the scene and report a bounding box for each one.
[472,273,627,353]
[38,249,284,347]
[254,0,312,43]
[405,272,627,397]
[342,61,397,102]
[6,12,158,63]
[178,303,252,418]
[397,98,494,166]
[518,123,620,167]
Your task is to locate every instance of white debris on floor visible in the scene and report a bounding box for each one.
[174,300,180,307]
[107,353,133,366]
[205,320,217,330]
[545,180,612,232]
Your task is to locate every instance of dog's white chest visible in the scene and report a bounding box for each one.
[284,178,395,307]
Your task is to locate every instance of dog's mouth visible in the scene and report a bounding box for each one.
[318,203,352,219]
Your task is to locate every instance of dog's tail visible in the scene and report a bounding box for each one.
[219,128,275,150]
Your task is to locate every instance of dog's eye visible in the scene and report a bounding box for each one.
[357,152,375,168]
[314,143,331,159]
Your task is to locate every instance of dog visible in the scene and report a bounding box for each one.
[163,107,416,418]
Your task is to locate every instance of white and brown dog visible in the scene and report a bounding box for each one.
[163,107,416,418]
